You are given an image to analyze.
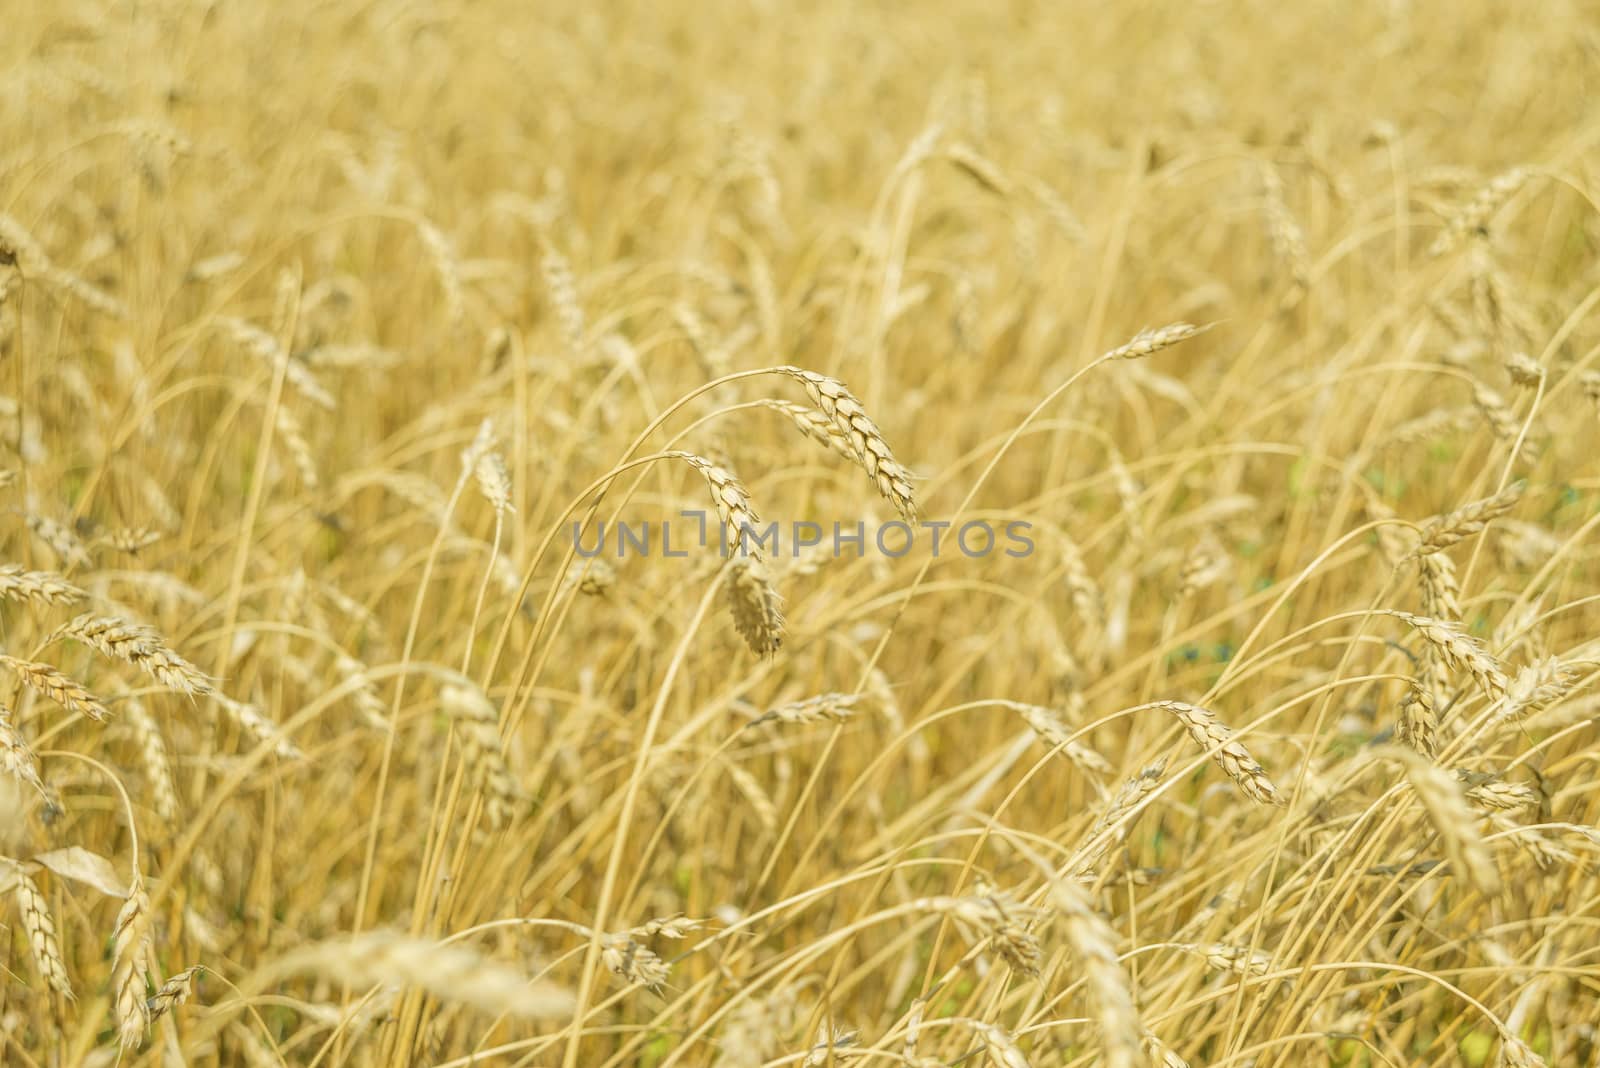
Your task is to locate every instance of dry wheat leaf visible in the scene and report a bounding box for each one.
[33,846,128,897]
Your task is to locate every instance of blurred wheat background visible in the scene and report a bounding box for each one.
[3,1,1600,1065]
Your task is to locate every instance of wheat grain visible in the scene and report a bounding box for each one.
[1104,321,1210,361]
[0,656,110,721]
[1416,482,1525,554]
[1158,701,1283,805]
[213,694,302,759]
[775,367,917,521]
[0,564,86,605]
[1429,167,1531,255]
[1002,701,1113,775]
[147,965,202,1023]
[112,872,154,1048]
[1391,612,1508,701]
[1397,682,1438,759]
[1180,942,1274,976]
[26,515,92,570]
[265,931,575,1018]
[9,864,73,998]
[219,316,336,409]
[440,682,521,829]
[1393,748,1501,895]
[726,557,784,656]
[50,613,213,696]
[753,692,860,727]
[125,695,180,824]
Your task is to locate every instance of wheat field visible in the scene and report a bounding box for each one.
[3,1,1600,1065]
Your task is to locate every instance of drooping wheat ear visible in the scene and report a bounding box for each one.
[1471,382,1520,440]
[416,219,466,325]
[670,452,764,554]
[1461,774,1539,814]
[1042,875,1142,1068]
[629,914,704,940]
[10,865,73,998]
[106,527,164,554]
[1397,682,1438,760]
[471,445,513,514]
[1179,942,1274,977]
[1109,454,1146,543]
[1392,748,1501,895]
[726,558,785,655]
[721,757,779,835]
[1103,321,1211,361]
[1495,656,1576,723]
[0,656,110,721]
[217,316,336,410]
[797,1027,859,1068]
[1060,537,1105,627]
[976,1023,1032,1068]
[125,696,180,824]
[1417,643,1455,718]
[1390,612,1508,701]
[1428,167,1531,256]
[1144,1030,1191,1068]
[112,873,154,1049]
[49,614,214,696]
[213,694,302,759]
[1504,350,1543,387]
[931,888,1044,976]
[1158,701,1283,806]
[1416,482,1525,554]
[1417,552,1462,621]
[1581,371,1600,416]
[440,682,521,829]
[1075,760,1167,875]
[537,235,585,352]
[457,415,512,518]
[1,706,50,801]
[26,515,92,570]
[561,557,616,597]
[1497,1031,1546,1068]
[761,399,857,462]
[334,654,391,731]
[146,965,202,1023]
[267,931,575,1018]
[1261,165,1310,294]
[600,933,672,990]
[1003,701,1113,775]
[1380,406,1480,452]
[753,692,860,727]
[0,564,86,606]
[943,142,1011,196]
[0,212,127,318]
[274,404,319,489]
[1176,534,1229,598]
[775,367,917,521]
